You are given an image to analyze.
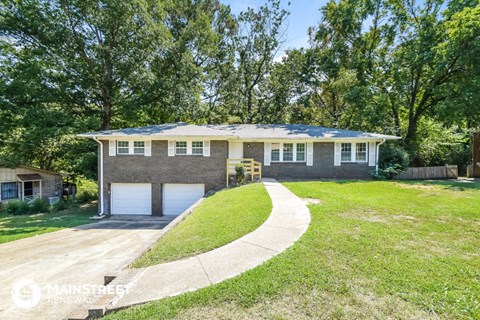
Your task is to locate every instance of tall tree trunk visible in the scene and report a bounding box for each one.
[246,90,253,124]
[101,99,111,130]
[404,112,420,165]
[391,102,401,135]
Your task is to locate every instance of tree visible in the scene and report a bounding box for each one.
[229,0,289,124]
[312,0,480,163]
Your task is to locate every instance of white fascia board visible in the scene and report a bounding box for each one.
[233,137,399,143]
[80,135,234,140]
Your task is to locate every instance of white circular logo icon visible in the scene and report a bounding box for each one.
[11,279,41,309]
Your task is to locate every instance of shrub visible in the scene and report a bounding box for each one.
[373,142,410,179]
[76,190,97,203]
[5,200,30,215]
[29,198,49,214]
[235,165,246,186]
[75,178,98,203]
[51,199,71,212]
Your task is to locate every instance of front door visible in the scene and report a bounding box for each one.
[228,142,244,159]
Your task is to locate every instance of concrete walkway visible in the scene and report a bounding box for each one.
[105,179,311,313]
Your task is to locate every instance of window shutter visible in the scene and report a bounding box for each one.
[264,143,271,166]
[306,142,314,166]
[334,142,341,166]
[145,141,152,156]
[203,141,210,157]
[368,142,376,166]
[109,140,116,156]
[168,141,175,157]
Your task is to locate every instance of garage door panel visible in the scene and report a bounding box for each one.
[111,183,152,215]
[163,184,204,216]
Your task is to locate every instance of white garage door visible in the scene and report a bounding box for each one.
[163,184,205,216]
[111,183,152,215]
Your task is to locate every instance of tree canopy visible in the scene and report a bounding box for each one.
[0,0,479,177]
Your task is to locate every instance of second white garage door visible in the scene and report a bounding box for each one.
[163,184,205,216]
[111,183,152,215]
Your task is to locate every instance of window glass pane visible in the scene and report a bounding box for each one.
[1,182,18,200]
[356,143,367,161]
[175,141,187,155]
[134,141,145,154]
[192,141,204,155]
[341,143,352,161]
[296,143,305,161]
[117,141,129,154]
[283,143,293,161]
[271,143,280,161]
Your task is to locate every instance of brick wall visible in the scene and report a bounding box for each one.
[101,140,228,215]
[243,142,372,180]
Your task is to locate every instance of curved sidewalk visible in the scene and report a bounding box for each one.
[108,178,311,311]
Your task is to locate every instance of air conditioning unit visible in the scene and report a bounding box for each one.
[48,197,60,205]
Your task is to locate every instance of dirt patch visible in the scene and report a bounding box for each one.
[173,288,436,320]
[395,183,437,190]
[302,198,322,205]
[340,210,417,224]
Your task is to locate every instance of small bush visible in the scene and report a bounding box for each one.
[373,142,410,179]
[5,200,30,215]
[76,190,97,203]
[29,198,49,214]
[235,165,246,186]
[51,199,71,212]
[75,178,98,203]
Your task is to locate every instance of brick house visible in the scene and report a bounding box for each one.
[80,123,399,216]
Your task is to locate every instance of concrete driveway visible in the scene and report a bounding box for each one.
[0,217,174,320]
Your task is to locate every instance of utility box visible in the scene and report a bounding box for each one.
[48,196,60,205]
[474,132,480,178]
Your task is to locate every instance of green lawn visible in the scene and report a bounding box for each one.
[133,183,272,267]
[105,180,480,320]
[0,204,97,244]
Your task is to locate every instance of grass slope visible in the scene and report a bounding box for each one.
[133,183,272,267]
[0,204,97,244]
[106,180,480,320]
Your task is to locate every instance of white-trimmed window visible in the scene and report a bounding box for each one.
[117,141,129,154]
[116,141,146,155]
[134,141,145,154]
[341,142,368,162]
[271,143,280,161]
[296,143,305,161]
[356,143,367,162]
[283,143,293,161]
[175,141,187,155]
[1,182,19,200]
[341,143,352,162]
[271,142,307,162]
[175,141,205,156]
[192,141,204,155]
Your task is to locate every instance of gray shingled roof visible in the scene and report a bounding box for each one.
[79,123,400,140]
[79,123,234,138]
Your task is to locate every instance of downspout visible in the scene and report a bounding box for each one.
[376,139,386,174]
[92,137,104,216]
